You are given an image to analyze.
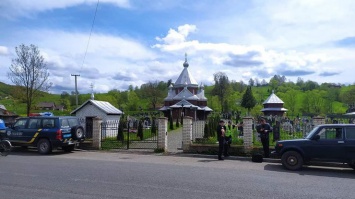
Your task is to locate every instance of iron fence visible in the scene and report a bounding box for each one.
[100,120,158,150]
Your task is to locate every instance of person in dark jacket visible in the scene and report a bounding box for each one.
[257,118,272,158]
[217,120,226,160]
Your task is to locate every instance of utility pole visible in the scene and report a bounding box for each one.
[71,74,80,108]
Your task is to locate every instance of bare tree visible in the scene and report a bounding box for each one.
[8,44,52,116]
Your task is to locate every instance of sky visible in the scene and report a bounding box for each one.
[1,0,355,94]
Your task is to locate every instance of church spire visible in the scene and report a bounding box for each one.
[183,52,189,68]
[90,83,95,100]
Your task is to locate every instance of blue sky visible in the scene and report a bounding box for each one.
[1,0,355,94]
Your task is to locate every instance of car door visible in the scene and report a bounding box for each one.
[22,118,42,143]
[308,126,344,161]
[344,127,355,161]
[7,118,28,143]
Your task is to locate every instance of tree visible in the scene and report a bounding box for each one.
[140,81,166,110]
[212,72,231,112]
[169,114,174,130]
[137,120,143,140]
[151,118,157,135]
[240,86,257,115]
[248,78,255,86]
[8,44,52,116]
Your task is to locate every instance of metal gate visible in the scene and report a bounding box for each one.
[100,120,158,150]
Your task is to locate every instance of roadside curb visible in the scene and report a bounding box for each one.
[165,152,281,163]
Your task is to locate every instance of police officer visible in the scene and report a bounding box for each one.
[217,120,226,160]
[257,118,272,158]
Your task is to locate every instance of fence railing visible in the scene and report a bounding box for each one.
[192,117,354,145]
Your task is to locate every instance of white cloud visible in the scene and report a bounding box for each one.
[0,46,9,56]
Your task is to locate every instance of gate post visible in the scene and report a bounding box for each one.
[242,117,254,153]
[182,116,193,152]
[92,117,102,150]
[312,116,325,127]
[158,117,168,152]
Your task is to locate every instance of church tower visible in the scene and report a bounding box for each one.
[159,54,212,120]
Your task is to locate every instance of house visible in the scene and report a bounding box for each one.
[159,54,212,120]
[0,105,19,125]
[37,102,56,110]
[70,93,122,138]
[55,105,65,111]
[261,91,288,116]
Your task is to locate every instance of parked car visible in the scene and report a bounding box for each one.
[273,124,355,171]
[6,116,85,154]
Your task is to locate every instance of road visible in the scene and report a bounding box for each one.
[0,149,354,199]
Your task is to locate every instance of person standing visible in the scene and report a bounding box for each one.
[257,118,272,158]
[217,120,226,160]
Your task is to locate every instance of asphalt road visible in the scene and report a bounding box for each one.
[0,149,354,199]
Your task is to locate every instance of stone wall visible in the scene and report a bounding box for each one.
[91,117,102,150]
[242,117,254,152]
[182,116,193,151]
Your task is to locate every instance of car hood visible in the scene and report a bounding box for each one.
[277,138,309,144]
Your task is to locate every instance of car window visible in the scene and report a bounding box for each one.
[345,127,355,140]
[317,127,342,140]
[60,118,70,128]
[27,118,41,129]
[68,118,79,127]
[14,119,27,129]
[42,118,56,129]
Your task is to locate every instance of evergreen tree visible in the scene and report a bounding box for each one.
[203,122,209,138]
[169,115,174,130]
[241,86,257,115]
[151,118,157,135]
[117,120,125,142]
[137,120,143,140]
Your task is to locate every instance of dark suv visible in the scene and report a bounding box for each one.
[274,124,355,171]
[6,116,85,154]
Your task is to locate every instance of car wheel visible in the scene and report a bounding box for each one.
[71,126,85,140]
[281,151,303,171]
[62,145,75,152]
[37,139,52,154]
[0,140,12,156]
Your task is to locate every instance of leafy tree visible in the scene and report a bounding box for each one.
[340,86,355,107]
[248,78,254,86]
[212,72,231,112]
[301,91,312,114]
[240,86,257,115]
[140,81,166,110]
[230,80,246,93]
[279,89,299,117]
[8,44,52,116]
[127,91,140,111]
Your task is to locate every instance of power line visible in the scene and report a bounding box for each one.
[80,0,100,72]
[72,0,99,107]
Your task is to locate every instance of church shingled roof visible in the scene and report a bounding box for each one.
[174,54,198,87]
[263,91,284,104]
